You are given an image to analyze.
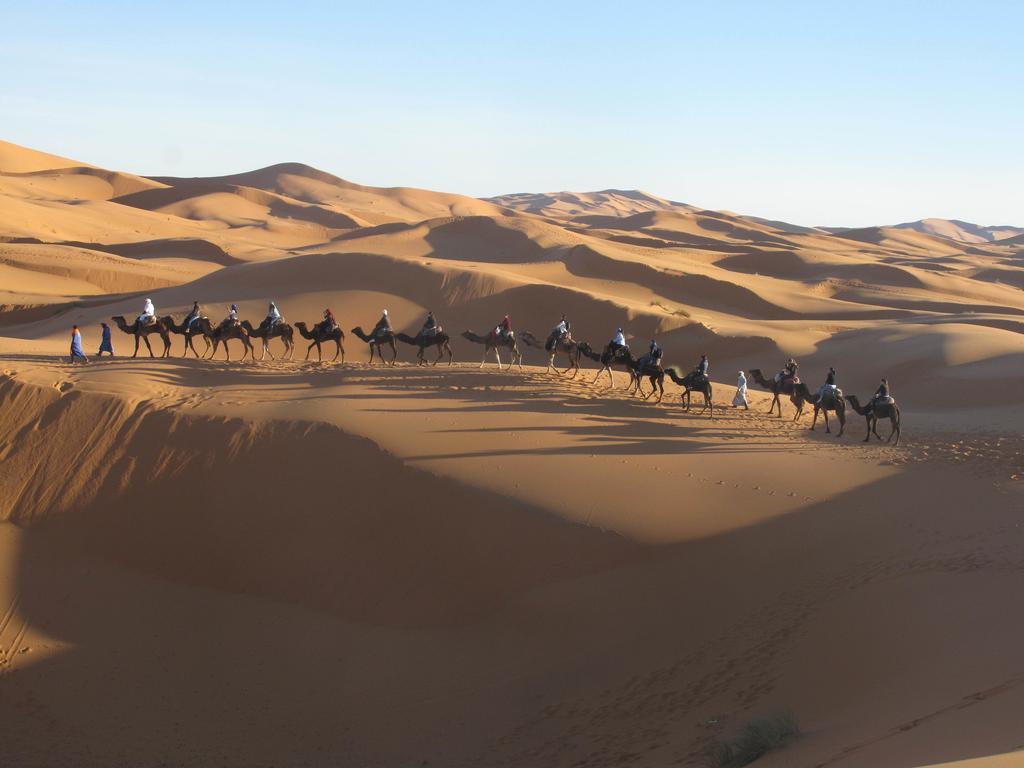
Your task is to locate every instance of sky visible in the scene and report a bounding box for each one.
[2,1,1022,227]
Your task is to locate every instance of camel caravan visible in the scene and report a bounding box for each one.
[110,299,901,444]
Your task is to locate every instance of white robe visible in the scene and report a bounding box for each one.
[732,372,748,406]
[612,331,625,346]
[138,298,155,322]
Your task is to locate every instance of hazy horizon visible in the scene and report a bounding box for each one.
[4,1,1022,227]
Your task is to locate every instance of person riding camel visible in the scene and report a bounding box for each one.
[776,357,799,384]
[494,314,513,341]
[695,353,709,380]
[265,301,283,328]
[184,301,202,330]
[650,339,663,366]
[372,309,390,340]
[421,311,439,338]
[608,327,627,358]
[637,338,663,372]
[546,314,571,351]
[221,303,239,330]
[869,378,892,412]
[138,298,155,326]
[321,308,338,334]
[817,367,839,401]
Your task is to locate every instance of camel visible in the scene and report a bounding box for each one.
[748,368,803,418]
[396,330,454,366]
[111,315,172,358]
[163,315,215,358]
[461,330,522,370]
[292,321,345,363]
[350,326,396,366]
[793,382,845,436]
[241,319,295,361]
[665,367,714,417]
[846,395,901,445]
[578,342,639,389]
[626,354,668,403]
[520,331,582,376]
[208,320,255,361]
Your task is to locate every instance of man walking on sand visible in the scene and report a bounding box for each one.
[69,325,89,363]
[97,322,113,356]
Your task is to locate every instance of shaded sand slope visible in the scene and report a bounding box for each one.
[0,360,1022,767]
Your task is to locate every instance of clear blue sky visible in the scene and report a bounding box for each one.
[3,1,1021,226]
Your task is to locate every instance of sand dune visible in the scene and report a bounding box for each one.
[159,163,514,225]
[1,139,1023,767]
[487,188,697,218]
[891,218,1024,244]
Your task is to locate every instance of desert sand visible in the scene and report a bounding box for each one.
[1,139,1023,767]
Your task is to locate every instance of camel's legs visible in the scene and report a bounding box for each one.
[142,335,154,358]
[494,348,502,368]
[389,340,397,367]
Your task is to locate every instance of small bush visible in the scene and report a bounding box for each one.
[709,713,799,767]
